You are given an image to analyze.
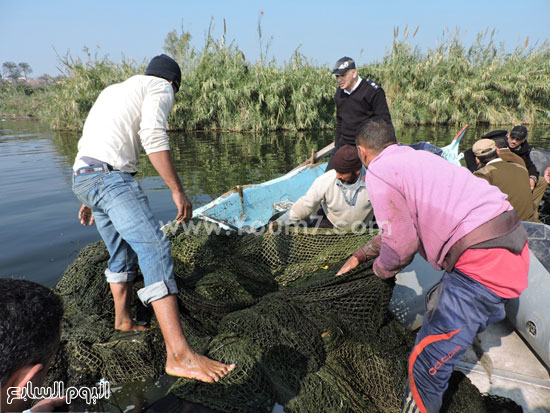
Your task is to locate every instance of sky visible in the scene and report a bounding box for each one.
[1,0,549,77]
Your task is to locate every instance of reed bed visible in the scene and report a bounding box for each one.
[6,23,550,130]
[0,82,48,118]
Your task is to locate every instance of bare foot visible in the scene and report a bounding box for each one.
[115,320,150,332]
[166,351,235,383]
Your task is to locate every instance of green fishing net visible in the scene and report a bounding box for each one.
[47,220,521,412]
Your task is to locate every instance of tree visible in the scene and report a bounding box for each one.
[2,61,20,80]
[18,62,33,79]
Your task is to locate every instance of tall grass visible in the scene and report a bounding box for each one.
[0,82,48,118]
[23,22,550,130]
[378,26,550,125]
[39,48,143,130]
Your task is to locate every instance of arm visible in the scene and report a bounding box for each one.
[337,172,419,278]
[524,149,539,190]
[336,233,382,276]
[139,80,191,221]
[288,177,326,222]
[148,150,192,222]
[522,146,539,180]
[364,173,419,279]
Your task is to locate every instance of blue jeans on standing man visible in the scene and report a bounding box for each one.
[72,165,178,305]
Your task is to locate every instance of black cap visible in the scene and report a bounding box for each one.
[332,57,356,75]
[510,125,528,140]
[145,54,182,92]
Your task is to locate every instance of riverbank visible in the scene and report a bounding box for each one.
[0,112,36,120]
[2,25,550,131]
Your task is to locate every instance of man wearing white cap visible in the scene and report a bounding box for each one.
[328,56,392,170]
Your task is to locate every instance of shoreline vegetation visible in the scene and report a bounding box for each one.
[1,21,550,131]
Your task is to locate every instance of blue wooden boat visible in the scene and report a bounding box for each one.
[192,162,328,231]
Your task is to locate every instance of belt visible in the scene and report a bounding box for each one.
[74,164,137,177]
[74,164,113,176]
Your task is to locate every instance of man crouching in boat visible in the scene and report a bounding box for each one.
[275,145,374,231]
[337,117,529,413]
[72,54,234,383]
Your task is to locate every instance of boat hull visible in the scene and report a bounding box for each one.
[193,163,327,230]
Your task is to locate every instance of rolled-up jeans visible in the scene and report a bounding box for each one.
[72,166,178,305]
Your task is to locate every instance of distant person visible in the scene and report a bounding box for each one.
[464,129,526,172]
[327,56,392,170]
[1,278,65,412]
[72,54,234,382]
[507,126,547,218]
[275,145,373,230]
[491,133,526,168]
[337,117,529,413]
[507,126,546,184]
[472,139,538,222]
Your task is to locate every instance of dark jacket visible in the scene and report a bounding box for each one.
[510,141,539,179]
[334,78,392,149]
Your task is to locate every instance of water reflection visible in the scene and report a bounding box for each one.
[52,129,335,200]
[49,123,550,199]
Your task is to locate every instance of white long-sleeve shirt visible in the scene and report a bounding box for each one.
[288,169,373,230]
[73,75,174,173]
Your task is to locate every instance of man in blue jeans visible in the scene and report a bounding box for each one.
[72,54,234,383]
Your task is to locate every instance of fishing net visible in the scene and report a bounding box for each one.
[47,220,520,412]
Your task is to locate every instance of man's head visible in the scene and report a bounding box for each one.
[355,117,397,167]
[472,138,499,165]
[332,57,358,92]
[1,278,63,412]
[332,145,363,184]
[145,54,182,93]
[507,125,528,149]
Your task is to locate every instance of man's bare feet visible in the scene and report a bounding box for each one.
[115,320,150,332]
[166,351,235,383]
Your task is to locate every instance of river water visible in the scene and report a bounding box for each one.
[1,119,549,288]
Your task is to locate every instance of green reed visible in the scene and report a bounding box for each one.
[11,22,550,130]
[0,82,48,118]
[378,26,550,126]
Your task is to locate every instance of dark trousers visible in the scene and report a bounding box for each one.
[402,270,507,413]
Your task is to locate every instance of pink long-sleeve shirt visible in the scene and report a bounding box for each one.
[365,144,513,279]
